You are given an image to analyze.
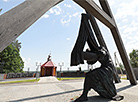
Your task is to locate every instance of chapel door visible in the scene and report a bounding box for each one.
[45,68,52,76]
[41,68,45,77]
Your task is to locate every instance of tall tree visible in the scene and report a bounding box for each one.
[129,49,138,68]
[0,41,24,73]
[12,40,21,51]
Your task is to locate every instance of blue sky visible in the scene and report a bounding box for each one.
[1,0,138,71]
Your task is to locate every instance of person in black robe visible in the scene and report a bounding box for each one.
[71,13,123,102]
[74,47,123,102]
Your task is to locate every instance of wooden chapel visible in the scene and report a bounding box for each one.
[40,55,57,77]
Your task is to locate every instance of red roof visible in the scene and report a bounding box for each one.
[41,60,57,67]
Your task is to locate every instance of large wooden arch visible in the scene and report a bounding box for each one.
[0,0,137,85]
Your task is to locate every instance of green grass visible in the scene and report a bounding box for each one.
[57,77,85,81]
[121,78,127,80]
[0,79,40,84]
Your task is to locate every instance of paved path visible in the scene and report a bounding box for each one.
[0,77,138,102]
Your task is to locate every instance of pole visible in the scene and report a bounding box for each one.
[58,62,64,79]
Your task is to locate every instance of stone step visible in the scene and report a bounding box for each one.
[38,76,59,83]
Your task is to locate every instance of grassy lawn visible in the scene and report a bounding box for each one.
[0,79,40,84]
[57,77,128,81]
[121,78,127,80]
[57,77,85,81]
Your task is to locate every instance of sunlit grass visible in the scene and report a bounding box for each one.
[57,77,85,81]
[121,78,127,80]
[0,79,40,84]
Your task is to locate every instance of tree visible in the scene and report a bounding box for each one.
[129,49,138,68]
[0,41,24,73]
[12,40,21,51]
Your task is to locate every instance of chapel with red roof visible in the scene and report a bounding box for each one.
[40,54,57,77]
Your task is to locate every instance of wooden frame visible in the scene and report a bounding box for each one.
[0,0,136,85]
[74,0,137,85]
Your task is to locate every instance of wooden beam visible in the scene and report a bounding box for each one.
[0,0,63,52]
[99,0,137,85]
[111,27,137,85]
[73,0,115,28]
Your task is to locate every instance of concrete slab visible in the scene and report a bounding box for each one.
[38,76,59,83]
[0,79,137,102]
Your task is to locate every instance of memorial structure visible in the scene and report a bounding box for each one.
[71,13,124,102]
[0,0,137,85]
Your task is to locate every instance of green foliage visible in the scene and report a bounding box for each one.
[12,40,21,51]
[0,40,24,73]
[129,49,138,68]
[57,77,85,81]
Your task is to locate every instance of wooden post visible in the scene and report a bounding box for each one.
[99,0,137,85]
[0,0,63,52]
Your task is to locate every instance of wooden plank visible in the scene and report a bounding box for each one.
[99,0,137,85]
[0,0,63,52]
[111,27,137,85]
[73,0,115,28]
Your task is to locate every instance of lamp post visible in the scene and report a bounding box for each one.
[67,67,69,72]
[36,62,41,80]
[28,68,30,73]
[58,62,64,79]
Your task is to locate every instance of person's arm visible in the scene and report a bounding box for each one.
[83,51,98,62]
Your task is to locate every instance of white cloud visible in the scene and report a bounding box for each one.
[64,4,72,8]
[42,14,49,18]
[112,0,138,55]
[72,12,79,17]
[61,18,71,25]
[66,38,70,40]
[50,8,60,15]
[28,58,31,62]
[125,41,138,54]
[122,19,128,23]
[115,0,138,19]
[3,0,8,2]
[22,57,32,71]
[54,5,62,15]
[48,5,63,15]
[61,14,72,25]
[123,27,138,34]
[108,0,115,6]
[49,8,54,14]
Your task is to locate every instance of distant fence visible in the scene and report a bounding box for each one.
[6,73,36,79]
[0,72,37,80]
[57,71,86,77]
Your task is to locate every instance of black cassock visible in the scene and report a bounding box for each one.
[71,13,99,66]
